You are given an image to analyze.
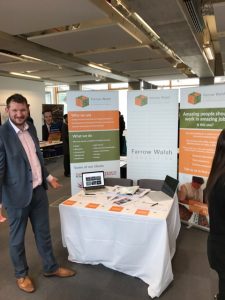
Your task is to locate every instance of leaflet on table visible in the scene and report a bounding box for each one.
[132,188,151,199]
[116,185,139,195]
[110,189,150,206]
[113,195,133,205]
[136,198,174,218]
[61,193,172,218]
[108,186,150,201]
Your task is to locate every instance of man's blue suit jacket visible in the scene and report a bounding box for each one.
[0,120,49,208]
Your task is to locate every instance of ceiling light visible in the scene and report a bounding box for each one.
[0,51,25,61]
[132,12,160,40]
[203,45,214,60]
[10,72,41,79]
[88,63,111,73]
[118,24,143,43]
[21,55,43,62]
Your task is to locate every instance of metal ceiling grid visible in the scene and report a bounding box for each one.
[154,21,201,56]
[213,3,225,32]
[108,58,172,72]
[0,55,18,64]
[0,61,61,73]
[0,0,106,35]
[77,46,163,64]
[0,0,224,84]
[28,24,140,54]
[51,75,99,83]
[127,67,183,77]
[31,68,84,78]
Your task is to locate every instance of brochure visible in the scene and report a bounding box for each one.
[116,185,139,195]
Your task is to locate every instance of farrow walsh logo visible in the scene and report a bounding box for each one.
[135,95,148,106]
[188,92,201,104]
[75,95,89,107]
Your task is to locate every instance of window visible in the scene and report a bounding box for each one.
[45,92,52,104]
[57,92,67,113]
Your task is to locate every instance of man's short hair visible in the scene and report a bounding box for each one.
[192,176,204,185]
[43,110,52,115]
[6,94,28,107]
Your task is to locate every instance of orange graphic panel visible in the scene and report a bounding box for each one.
[63,200,77,206]
[179,129,220,177]
[85,203,100,209]
[68,111,119,131]
[135,209,149,216]
[109,206,123,212]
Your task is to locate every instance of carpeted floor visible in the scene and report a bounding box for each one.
[0,157,217,300]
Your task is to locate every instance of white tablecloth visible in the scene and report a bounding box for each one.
[59,190,181,298]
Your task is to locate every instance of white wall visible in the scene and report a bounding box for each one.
[0,76,45,139]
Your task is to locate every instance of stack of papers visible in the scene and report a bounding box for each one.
[116,186,139,195]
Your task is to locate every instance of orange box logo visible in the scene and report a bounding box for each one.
[75,95,89,107]
[135,95,148,106]
[188,92,201,104]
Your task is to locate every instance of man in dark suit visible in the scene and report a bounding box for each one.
[0,94,76,293]
[42,110,61,141]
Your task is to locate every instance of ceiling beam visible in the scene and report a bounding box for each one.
[0,31,133,83]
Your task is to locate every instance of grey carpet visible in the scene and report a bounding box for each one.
[0,157,217,300]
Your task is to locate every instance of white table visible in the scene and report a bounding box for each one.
[59,189,181,298]
[39,141,63,149]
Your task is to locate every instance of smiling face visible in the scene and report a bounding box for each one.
[43,111,53,125]
[6,101,29,130]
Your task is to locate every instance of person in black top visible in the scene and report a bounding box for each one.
[119,111,126,155]
[61,114,70,177]
[27,104,34,124]
[205,129,225,300]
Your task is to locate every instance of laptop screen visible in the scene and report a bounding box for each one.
[161,175,179,198]
[82,171,105,189]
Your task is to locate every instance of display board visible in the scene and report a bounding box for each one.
[127,90,179,181]
[67,91,120,194]
[179,85,225,229]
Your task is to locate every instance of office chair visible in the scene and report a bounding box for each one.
[137,179,164,191]
[105,177,133,187]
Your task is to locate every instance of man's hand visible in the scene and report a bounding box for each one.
[49,177,62,189]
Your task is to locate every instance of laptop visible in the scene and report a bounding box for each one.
[82,171,107,194]
[148,175,179,201]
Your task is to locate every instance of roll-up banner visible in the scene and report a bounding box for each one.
[179,85,225,229]
[127,90,179,181]
[67,91,120,194]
